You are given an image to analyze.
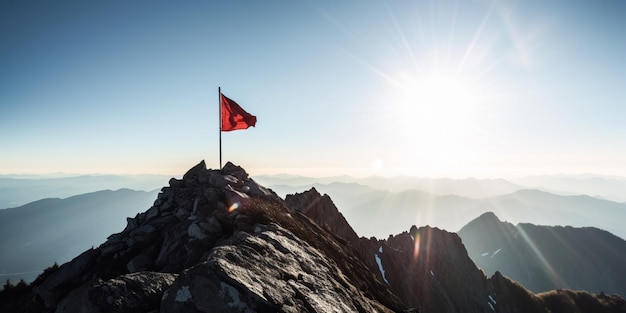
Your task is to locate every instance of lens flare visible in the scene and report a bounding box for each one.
[516,226,568,288]
[228,202,239,212]
[413,233,421,261]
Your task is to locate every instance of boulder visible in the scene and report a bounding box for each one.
[161,223,386,313]
[56,272,177,313]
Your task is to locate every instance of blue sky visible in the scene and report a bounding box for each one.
[1,0,625,178]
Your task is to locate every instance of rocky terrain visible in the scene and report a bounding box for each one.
[1,161,624,312]
[458,212,626,297]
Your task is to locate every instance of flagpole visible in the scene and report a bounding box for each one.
[218,86,222,169]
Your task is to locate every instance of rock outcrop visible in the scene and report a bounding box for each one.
[285,187,360,243]
[1,161,624,313]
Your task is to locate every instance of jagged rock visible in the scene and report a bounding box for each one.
[187,222,207,240]
[182,160,207,182]
[221,161,249,181]
[56,272,177,313]
[33,249,100,309]
[245,178,275,197]
[161,223,386,313]
[168,178,183,188]
[285,187,359,243]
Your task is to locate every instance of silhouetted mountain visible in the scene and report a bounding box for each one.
[0,189,159,284]
[477,190,626,240]
[0,174,167,208]
[459,212,626,297]
[1,162,623,312]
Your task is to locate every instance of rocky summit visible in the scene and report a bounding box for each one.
[1,161,625,313]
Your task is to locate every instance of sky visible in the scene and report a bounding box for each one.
[1,0,625,178]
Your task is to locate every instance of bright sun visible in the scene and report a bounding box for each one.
[389,70,482,162]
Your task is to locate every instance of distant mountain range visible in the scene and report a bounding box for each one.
[0,174,168,208]
[255,173,626,203]
[254,174,523,199]
[511,174,626,203]
[0,189,159,284]
[258,178,626,240]
[459,212,626,297]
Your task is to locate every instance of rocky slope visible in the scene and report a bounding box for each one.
[1,161,624,313]
[458,212,626,297]
[0,189,159,285]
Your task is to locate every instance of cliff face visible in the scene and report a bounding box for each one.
[1,161,625,313]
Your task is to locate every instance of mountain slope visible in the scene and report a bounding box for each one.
[458,212,626,297]
[0,174,167,208]
[0,189,159,284]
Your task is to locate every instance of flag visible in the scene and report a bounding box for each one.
[220,93,257,131]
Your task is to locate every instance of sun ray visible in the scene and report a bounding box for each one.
[455,0,497,77]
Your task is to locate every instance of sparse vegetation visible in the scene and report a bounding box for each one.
[30,262,59,286]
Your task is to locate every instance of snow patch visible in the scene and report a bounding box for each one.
[378,245,383,253]
[488,302,495,311]
[481,252,490,257]
[489,295,497,304]
[490,248,502,258]
[374,254,390,285]
[175,285,192,302]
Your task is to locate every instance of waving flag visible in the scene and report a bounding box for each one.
[220,93,257,131]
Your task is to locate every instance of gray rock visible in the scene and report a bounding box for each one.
[187,223,207,240]
[161,223,380,313]
[221,162,249,181]
[182,160,207,182]
[245,179,275,197]
[33,249,100,309]
[56,272,177,313]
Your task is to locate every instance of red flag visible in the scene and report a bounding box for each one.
[220,93,257,131]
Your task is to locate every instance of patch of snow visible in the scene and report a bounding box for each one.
[481,252,490,257]
[378,245,383,253]
[175,285,192,302]
[490,248,502,258]
[374,254,390,285]
[488,302,495,311]
[410,234,415,241]
[429,270,435,277]
[489,295,497,304]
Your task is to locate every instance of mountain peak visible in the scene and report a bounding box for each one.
[3,161,624,313]
[12,161,407,312]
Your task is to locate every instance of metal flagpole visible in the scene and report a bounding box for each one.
[218,86,222,169]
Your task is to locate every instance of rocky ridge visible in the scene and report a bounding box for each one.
[1,161,625,313]
[458,211,626,297]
